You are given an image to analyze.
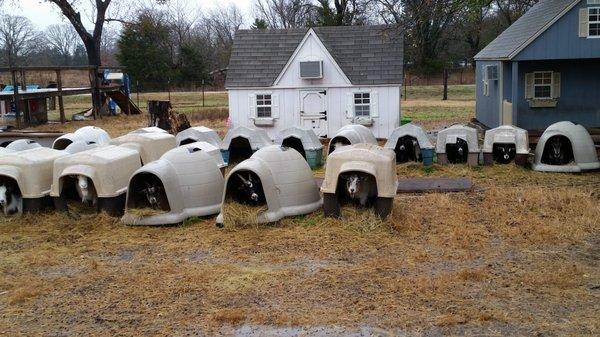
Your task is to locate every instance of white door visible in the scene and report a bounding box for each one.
[502,100,513,125]
[300,90,328,137]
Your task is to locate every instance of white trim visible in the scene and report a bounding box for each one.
[273,28,352,86]
[498,62,503,124]
[226,83,402,90]
[532,71,554,100]
[588,7,600,38]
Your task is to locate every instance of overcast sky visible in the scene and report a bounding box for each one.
[5,0,254,29]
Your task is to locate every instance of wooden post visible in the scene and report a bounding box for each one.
[20,69,30,125]
[404,73,407,101]
[443,69,449,101]
[56,69,66,123]
[11,70,21,129]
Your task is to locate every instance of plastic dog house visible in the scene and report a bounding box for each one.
[216,145,322,225]
[0,148,68,213]
[110,132,176,165]
[121,146,225,226]
[4,139,41,152]
[321,144,397,219]
[436,124,480,166]
[327,124,377,154]
[52,126,111,150]
[179,141,226,171]
[51,145,142,216]
[384,123,434,166]
[483,125,529,166]
[176,126,221,147]
[532,121,600,173]
[220,126,272,164]
[275,127,323,169]
[130,127,168,134]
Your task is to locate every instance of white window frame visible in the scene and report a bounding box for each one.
[256,94,272,118]
[589,7,600,38]
[353,92,371,117]
[533,71,553,100]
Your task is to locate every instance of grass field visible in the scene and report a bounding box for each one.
[3,86,600,336]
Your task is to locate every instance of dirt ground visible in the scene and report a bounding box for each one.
[1,87,599,336]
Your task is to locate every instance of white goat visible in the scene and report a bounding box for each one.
[74,175,97,206]
[343,173,377,206]
[0,184,23,216]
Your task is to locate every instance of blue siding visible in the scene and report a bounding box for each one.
[475,60,502,128]
[515,1,600,61]
[514,59,600,129]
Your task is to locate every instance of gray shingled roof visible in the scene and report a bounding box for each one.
[226,25,403,88]
[475,0,578,60]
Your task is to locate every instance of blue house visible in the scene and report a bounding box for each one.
[475,0,600,130]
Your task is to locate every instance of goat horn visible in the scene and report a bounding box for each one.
[236,173,248,184]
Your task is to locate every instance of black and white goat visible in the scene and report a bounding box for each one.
[395,136,421,163]
[139,181,169,210]
[235,172,265,205]
[74,175,97,206]
[342,173,377,206]
[492,143,516,164]
[543,136,573,165]
[446,138,469,164]
[0,182,22,216]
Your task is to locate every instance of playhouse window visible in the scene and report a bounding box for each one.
[533,72,553,99]
[256,94,272,118]
[590,8,600,37]
[354,92,371,117]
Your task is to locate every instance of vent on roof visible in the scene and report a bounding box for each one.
[300,61,323,79]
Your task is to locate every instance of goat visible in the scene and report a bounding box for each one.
[395,136,421,163]
[492,143,516,164]
[342,173,377,206]
[0,183,22,216]
[446,138,469,164]
[74,175,97,206]
[235,172,264,205]
[139,181,168,210]
[548,137,567,165]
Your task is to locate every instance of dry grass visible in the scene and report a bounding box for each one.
[220,202,268,230]
[126,208,167,218]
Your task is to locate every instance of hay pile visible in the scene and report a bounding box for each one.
[220,201,267,229]
[126,208,167,218]
[322,206,396,234]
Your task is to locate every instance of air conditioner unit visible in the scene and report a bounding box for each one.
[300,61,323,79]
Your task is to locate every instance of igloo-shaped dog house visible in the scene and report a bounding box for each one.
[4,139,41,152]
[176,126,221,147]
[52,126,111,150]
[179,141,226,171]
[0,147,68,213]
[532,121,600,173]
[384,123,434,166]
[121,146,225,225]
[321,144,397,219]
[220,126,272,164]
[436,124,480,166]
[216,145,322,225]
[51,145,142,216]
[110,132,176,165]
[482,125,529,166]
[62,141,100,154]
[328,124,378,154]
[0,147,14,155]
[275,127,323,169]
[130,127,168,134]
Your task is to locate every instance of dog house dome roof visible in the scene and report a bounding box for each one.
[176,126,221,147]
[436,124,480,153]
[179,141,226,169]
[110,132,176,165]
[220,126,272,151]
[483,125,529,155]
[275,127,323,151]
[122,146,225,225]
[5,139,41,151]
[533,121,600,172]
[321,144,397,198]
[130,127,168,134]
[385,123,434,150]
[52,126,111,150]
[216,145,322,224]
[328,124,377,153]
[0,147,66,198]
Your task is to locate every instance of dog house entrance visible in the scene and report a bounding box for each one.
[541,135,574,165]
[282,137,306,159]
[127,173,170,213]
[394,135,421,163]
[492,143,516,164]
[446,138,469,164]
[178,138,196,146]
[329,136,350,155]
[0,176,22,215]
[335,172,378,207]
[225,170,266,206]
[228,137,254,164]
[53,138,74,150]
[0,141,12,147]
[58,175,100,214]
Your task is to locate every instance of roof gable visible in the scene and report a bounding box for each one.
[226,25,403,88]
[475,0,580,60]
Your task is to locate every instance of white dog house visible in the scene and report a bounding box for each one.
[122,146,225,226]
[385,123,435,166]
[482,125,530,166]
[532,121,600,173]
[176,126,221,147]
[5,139,41,151]
[275,127,323,169]
[327,124,378,154]
[180,141,226,170]
[110,132,176,165]
[436,124,480,166]
[226,26,403,139]
[216,145,322,225]
[220,126,273,164]
[53,126,111,150]
[130,127,168,134]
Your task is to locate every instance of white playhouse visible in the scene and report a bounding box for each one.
[226,25,403,139]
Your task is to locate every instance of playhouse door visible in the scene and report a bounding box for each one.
[300,90,328,137]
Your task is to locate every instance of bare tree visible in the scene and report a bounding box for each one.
[494,0,538,26]
[253,0,314,28]
[0,15,38,67]
[315,0,370,26]
[374,0,402,24]
[45,24,79,62]
[200,4,245,68]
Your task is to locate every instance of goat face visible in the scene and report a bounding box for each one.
[395,136,420,163]
[0,185,6,208]
[141,182,162,208]
[493,143,516,164]
[345,175,361,198]
[549,137,565,164]
[236,173,260,203]
[446,138,469,164]
[0,184,22,215]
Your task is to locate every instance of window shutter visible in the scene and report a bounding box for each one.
[525,73,534,99]
[248,94,257,119]
[346,92,354,118]
[579,8,589,38]
[370,91,379,118]
[552,72,561,99]
[271,93,280,119]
